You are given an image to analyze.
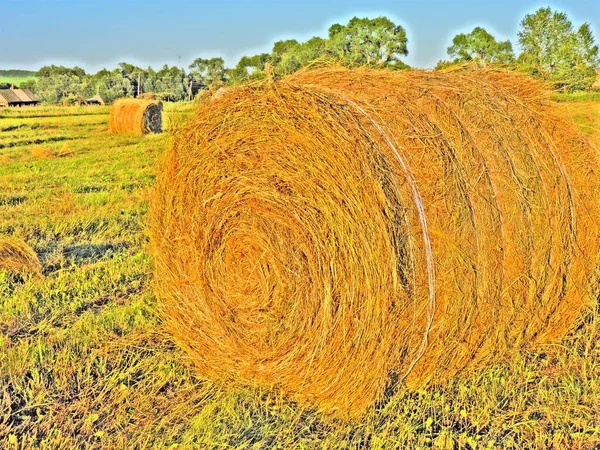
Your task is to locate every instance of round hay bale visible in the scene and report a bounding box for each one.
[0,237,41,276]
[109,99,163,135]
[150,67,600,417]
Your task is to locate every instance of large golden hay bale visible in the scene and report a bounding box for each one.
[0,237,41,276]
[109,99,163,135]
[150,67,600,417]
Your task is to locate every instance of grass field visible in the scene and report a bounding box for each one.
[0,100,599,449]
[0,77,35,88]
[552,90,600,103]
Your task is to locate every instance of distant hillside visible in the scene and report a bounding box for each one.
[0,70,36,88]
[0,69,36,78]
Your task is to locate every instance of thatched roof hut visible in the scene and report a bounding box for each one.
[86,94,105,105]
[0,89,39,107]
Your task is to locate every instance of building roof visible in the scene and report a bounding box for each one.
[19,89,39,102]
[16,89,38,102]
[0,88,39,104]
[86,94,105,105]
[0,89,20,103]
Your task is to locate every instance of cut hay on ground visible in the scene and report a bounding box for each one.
[150,67,600,418]
[109,99,163,135]
[195,86,229,103]
[0,237,41,275]
[30,146,55,159]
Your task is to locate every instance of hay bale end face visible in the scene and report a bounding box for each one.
[109,99,163,135]
[150,67,600,418]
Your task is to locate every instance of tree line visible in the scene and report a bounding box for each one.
[17,64,195,104]
[437,7,599,91]
[11,6,599,104]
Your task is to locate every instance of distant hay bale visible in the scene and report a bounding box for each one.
[195,86,229,103]
[0,237,41,276]
[150,67,600,418]
[211,87,228,101]
[109,99,163,135]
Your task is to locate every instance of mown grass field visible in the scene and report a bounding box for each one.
[0,100,599,449]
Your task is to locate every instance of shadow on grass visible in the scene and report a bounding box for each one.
[63,242,129,265]
[0,195,27,206]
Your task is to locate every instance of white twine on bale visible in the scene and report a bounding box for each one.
[337,93,437,382]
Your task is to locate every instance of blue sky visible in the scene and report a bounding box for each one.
[1,0,598,72]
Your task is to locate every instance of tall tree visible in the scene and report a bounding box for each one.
[97,70,133,103]
[328,16,409,68]
[272,37,328,75]
[447,27,514,66]
[229,53,271,83]
[154,65,190,101]
[117,62,144,95]
[189,57,227,85]
[518,7,599,90]
[34,66,88,103]
[272,39,301,59]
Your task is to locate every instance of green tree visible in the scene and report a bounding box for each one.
[229,53,271,82]
[142,67,158,94]
[34,66,88,103]
[97,70,133,103]
[153,65,190,101]
[327,16,409,68]
[518,7,599,91]
[37,65,86,78]
[117,62,144,95]
[273,37,328,75]
[447,27,514,66]
[117,62,142,77]
[272,39,300,58]
[189,57,227,85]
[434,60,455,70]
[229,15,409,82]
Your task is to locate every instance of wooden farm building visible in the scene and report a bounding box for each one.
[0,89,39,107]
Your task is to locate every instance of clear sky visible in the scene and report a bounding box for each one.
[1,0,598,72]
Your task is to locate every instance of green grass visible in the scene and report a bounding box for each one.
[0,77,35,88]
[551,90,600,102]
[0,105,108,119]
[0,101,599,449]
